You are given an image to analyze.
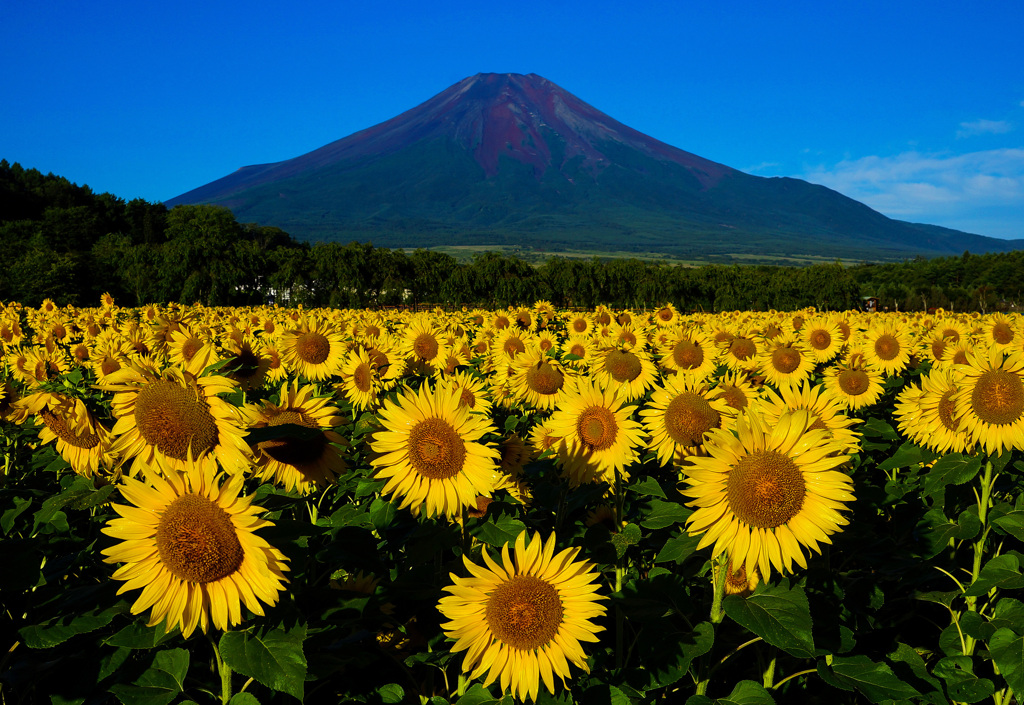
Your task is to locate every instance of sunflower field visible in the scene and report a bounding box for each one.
[2,297,1024,705]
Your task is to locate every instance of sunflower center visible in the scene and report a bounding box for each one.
[225,347,261,380]
[941,328,960,343]
[808,416,829,432]
[931,339,946,360]
[771,346,801,374]
[809,330,831,350]
[605,351,642,382]
[569,343,586,358]
[181,338,202,362]
[258,409,326,465]
[353,362,373,393]
[40,408,100,449]
[657,308,674,322]
[664,393,721,446]
[715,384,748,410]
[727,450,806,529]
[485,575,564,651]
[992,322,1014,345]
[413,333,439,361]
[100,357,122,376]
[408,417,466,480]
[577,406,618,451]
[730,338,755,361]
[503,337,526,357]
[837,369,870,396]
[296,331,331,365]
[952,350,969,365]
[572,318,588,333]
[134,380,219,460]
[874,334,900,361]
[155,494,244,584]
[970,369,1024,426]
[526,362,564,396]
[364,324,381,338]
[837,321,851,340]
[938,388,960,432]
[457,387,477,409]
[673,340,704,369]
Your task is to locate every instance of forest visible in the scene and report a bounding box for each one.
[2,160,1021,312]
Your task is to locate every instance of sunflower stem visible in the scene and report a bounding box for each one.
[208,632,232,704]
[614,468,625,670]
[964,457,994,655]
[762,647,777,689]
[709,552,728,624]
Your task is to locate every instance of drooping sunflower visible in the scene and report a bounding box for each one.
[14,391,115,477]
[101,459,289,638]
[279,317,346,381]
[98,361,251,476]
[547,380,645,486]
[370,383,501,518]
[681,409,855,579]
[952,346,1024,455]
[437,531,607,702]
[246,381,348,494]
[640,375,734,466]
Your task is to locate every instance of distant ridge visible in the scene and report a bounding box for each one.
[168,73,1023,261]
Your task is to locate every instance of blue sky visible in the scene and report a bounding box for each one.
[3,0,1023,239]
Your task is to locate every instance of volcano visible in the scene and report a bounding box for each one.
[167,73,1021,261]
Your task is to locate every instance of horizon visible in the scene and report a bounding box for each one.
[3,1,1022,239]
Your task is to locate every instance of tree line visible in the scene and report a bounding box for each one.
[1,160,1020,312]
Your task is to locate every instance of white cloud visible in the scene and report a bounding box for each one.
[799,149,1024,238]
[743,161,780,174]
[957,119,1013,138]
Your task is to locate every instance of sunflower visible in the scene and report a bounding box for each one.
[167,326,219,371]
[219,332,272,391]
[280,317,346,381]
[14,391,115,477]
[640,375,733,466]
[101,459,289,638]
[560,335,594,371]
[369,383,501,518]
[590,345,657,402]
[752,382,861,454]
[508,348,573,411]
[952,347,1024,455]
[800,317,843,363]
[982,313,1018,352]
[862,321,913,376]
[98,360,251,476]
[658,327,719,380]
[547,380,645,486]
[653,303,680,327]
[437,531,607,702]
[681,409,855,579]
[246,381,348,493]
[491,328,534,365]
[822,349,885,411]
[710,371,761,412]
[910,367,973,453]
[337,347,379,410]
[719,330,761,372]
[439,370,494,416]
[756,332,815,390]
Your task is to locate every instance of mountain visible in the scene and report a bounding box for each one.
[167,73,1022,262]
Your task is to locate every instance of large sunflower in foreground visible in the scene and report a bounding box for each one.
[370,383,501,518]
[547,381,645,486]
[98,361,251,475]
[681,409,854,579]
[101,460,289,638]
[437,531,607,702]
[953,346,1024,455]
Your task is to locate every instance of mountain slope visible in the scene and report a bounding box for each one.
[167,73,1022,261]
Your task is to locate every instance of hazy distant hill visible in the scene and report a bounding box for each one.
[167,73,1022,261]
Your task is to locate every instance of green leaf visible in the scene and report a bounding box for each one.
[877,441,936,470]
[639,499,689,530]
[628,476,667,499]
[917,507,981,558]
[378,683,405,704]
[723,582,814,658]
[933,656,996,703]
[964,552,1024,596]
[455,683,513,704]
[654,531,701,564]
[713,680,776,705]
[991,598,1024,635]
[104,622,175,650]
[989,628,1024,695]
[923,453,983,497]
[816,655,921,703]
[861,417,898,440]
[110,648,189,705]
[368,498,397,531]
[228,695,261,705]
[504,415,519,431]
[610,523,642,559]
[582,683,633,705]
[2,495,32,534]
[471,514,527,547]
[219,625,307,700]
[21,603,128,649]
[888,642,950,705]
[993,509,1024,540]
